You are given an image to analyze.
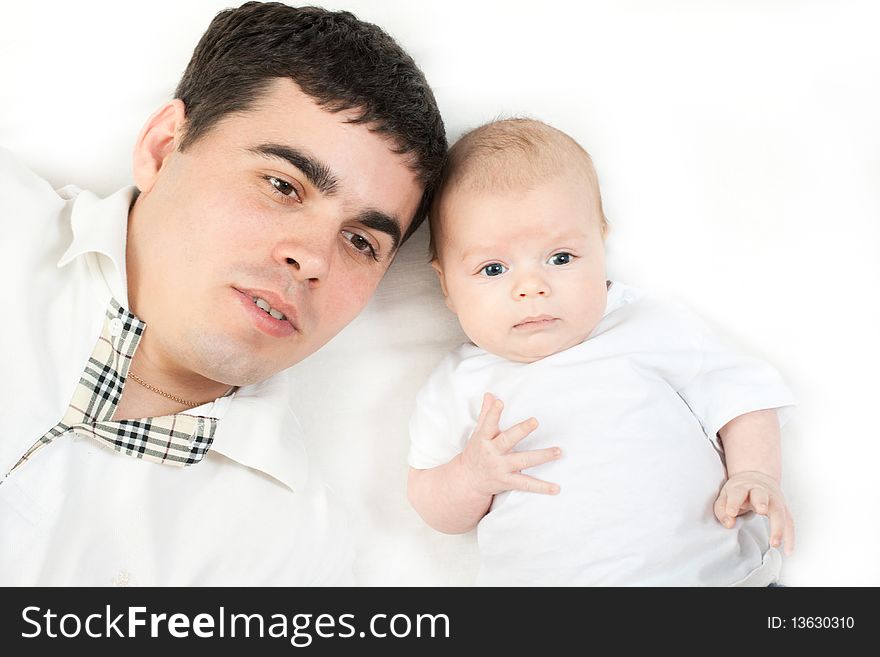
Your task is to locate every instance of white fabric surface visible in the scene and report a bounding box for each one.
[3,1,879,586]
[0,150,353,586]
[408,281,795,586]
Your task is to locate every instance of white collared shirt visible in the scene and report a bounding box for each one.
[409,281,796,586]
[0,148,353,585]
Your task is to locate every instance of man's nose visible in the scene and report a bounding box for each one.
[513,271,550,299]
[272,233,332,285]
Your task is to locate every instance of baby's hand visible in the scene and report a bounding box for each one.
[460,393,562,497]
[714,471,795,555]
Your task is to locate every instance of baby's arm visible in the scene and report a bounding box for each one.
[407,393,562,534]
[715,409,795,554]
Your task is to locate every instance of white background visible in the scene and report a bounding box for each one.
[1,0,878,586]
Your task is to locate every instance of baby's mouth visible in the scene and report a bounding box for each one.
[514,315,559,329]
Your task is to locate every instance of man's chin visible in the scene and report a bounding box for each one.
[188,346,289,388]
[186,326,332,387]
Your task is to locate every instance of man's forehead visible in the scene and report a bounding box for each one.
[199,79,359,149]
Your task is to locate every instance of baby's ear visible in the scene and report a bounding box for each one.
[430,259,455,312]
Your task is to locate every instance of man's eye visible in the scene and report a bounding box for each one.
[341,230,378,261]
[548,252,573,266]
[480,263,508,277]
[265,176,301,202]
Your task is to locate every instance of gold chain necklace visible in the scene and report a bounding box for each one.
[127,370,202,408]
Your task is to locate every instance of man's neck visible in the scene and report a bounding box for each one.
[112,331,233,421]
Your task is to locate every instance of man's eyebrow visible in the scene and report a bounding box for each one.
[248,143,339,195]
[357,209,403,253]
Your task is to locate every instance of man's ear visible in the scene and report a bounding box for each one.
[431,259,455,312]
[132,99,187,193]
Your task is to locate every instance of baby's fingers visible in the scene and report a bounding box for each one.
[749,488,771,516]
[474,393,503,440]
[476,393,494,426]
[508,473,560,496]
[494,417,539,452]
[767,500,788,552]
[713,489,730,526]
[506,447,562,472]
[719,485,749,527]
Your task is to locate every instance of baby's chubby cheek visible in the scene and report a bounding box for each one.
[455,315,533,362]
[447,300,500,351]
[454,309,492,344]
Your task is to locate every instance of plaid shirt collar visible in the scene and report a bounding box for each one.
[8,299,222,477]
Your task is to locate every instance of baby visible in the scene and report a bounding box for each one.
[407,119,796,586]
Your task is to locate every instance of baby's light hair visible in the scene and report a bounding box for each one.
[429,118,608,260]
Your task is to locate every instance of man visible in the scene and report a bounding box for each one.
[0,2,446,585]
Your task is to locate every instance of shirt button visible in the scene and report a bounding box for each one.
[622,291,635,304]
[109,317,124,336]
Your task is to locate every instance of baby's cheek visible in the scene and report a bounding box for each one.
[449,285,508,349]
[457,313,496,350]
[458,313,487,344]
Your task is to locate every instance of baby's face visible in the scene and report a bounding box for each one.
[434,173,608,363]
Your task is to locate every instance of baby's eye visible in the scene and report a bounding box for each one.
[548,252,573,266]
[480,263,508,277]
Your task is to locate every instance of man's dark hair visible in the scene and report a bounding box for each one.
[175,1,446,240]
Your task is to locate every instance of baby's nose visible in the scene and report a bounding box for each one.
[515,277,549,298]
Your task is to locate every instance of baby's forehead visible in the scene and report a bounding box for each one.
[441,163,598,215]
[439,179,598,248]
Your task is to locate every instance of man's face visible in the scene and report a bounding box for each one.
[130,78,423,386]
[435,172,607,363]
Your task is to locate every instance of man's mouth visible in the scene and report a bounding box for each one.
[251,296,287,321]
[233,287,300,337]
